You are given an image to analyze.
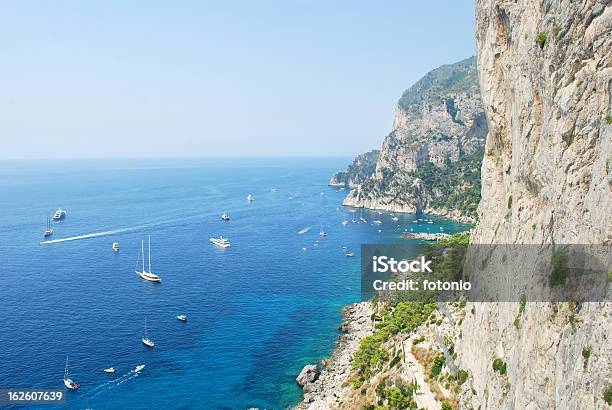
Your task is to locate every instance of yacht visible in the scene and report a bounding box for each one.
[112,242,120,252]
[247,194,254,202]
[142,320,155,347]
[44,216,53,237]
[221,212,230,221]
[104,367,115,374]
[210,236,231,248]
[53,208,67,221]
[176,315,187,322]
[135,237,161,282]
[134,365,145,373]
[63,356,80,390]
[373,220,382,224]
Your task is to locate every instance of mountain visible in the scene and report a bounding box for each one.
[329,150,379,188]
[338,56,488,222]
[456,1,611,408]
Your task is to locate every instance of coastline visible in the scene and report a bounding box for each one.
[294,302,374,409]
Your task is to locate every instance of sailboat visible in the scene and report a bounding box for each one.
[63,356,80,390]
[319,225,327,236]
[142,319,155,347]
[221,212,230,221]
[44,216,53,237]
[135,236,161,282]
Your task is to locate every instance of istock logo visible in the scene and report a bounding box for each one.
[372,255,432,273]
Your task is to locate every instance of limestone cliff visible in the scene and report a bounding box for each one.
[342,57,488,221]
[329,150,379,188]
[456,1,611,409]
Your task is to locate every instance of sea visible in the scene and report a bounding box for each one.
[0,158,469,409]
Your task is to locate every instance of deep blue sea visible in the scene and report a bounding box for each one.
[0,158,469,410]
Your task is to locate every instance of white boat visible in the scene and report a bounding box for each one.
[319,226,327,236]
[391,217,399,221]
[210,236,231,248]
[112,242,120,251]
[63,356,80,390]
[53,208,67,221]
[44,216,53,237]
[176,315,187,322]
[427,221,434,224]
[373,220,382,224]
[360,218,367,223]
[104,367,115,373]
[221,212,230,221]
[142,320,155,347]
[342,220,349,226]
[134,364,145,373]
[135,237,161,282]
[247,194,254,202]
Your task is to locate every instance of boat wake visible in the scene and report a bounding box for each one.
[39,224,149,245]
[80,369,141,401]
[297,226,311,235]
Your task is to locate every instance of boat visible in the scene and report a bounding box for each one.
[112,242,120,252]
[342,220,349,226]
[210,236,231,248]
[53,208,66,221]
[135,237,161,282]
[44,216,53,237]
[319,226,327,236]
[134,365,145,373]
[221,212,230,221]
[142,320,155,347]
[341,246,347,249]
[427,221,434,224]
[247,194,254,202]
[176,315,187,321]
[345,252,355,257]
[104,367,115,374]
[391,216,399,221]
[373,220,382,224]
[63,356,80,390]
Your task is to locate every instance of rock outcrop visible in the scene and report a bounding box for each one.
[296,365,320,386]
[341,57,488,221]
[456,1,611,409]
[329,150,379,188]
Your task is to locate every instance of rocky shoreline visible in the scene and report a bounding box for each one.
[293,302,373,409]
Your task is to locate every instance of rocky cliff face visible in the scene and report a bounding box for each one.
[329,150,379,188]
[457,1,611,409]
[342,57,488,221]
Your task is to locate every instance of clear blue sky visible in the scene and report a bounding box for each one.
[0,1,476,159]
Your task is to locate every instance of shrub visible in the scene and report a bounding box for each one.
[549,248,568,287]
[536,32,548,49]
[552,24,561,38]
[513,318,520,330]
[413,336,425,345]
[507,195,513,210]
[457,369,469,385]
[430,353,446,378]
[519,293,527,315]
[582,346,592,370]
[605,386,612,405]
[441,401,454,410]
[389,355,402,368]
[492,358,507,375]
[607,115,612,125]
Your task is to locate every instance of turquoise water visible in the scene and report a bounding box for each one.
[0,158,469,409]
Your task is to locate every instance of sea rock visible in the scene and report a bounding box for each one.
[296,365,319,386]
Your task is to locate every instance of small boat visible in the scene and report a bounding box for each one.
[319,226,327,236]
[247,194,254,202]
[427,221,434,224]
[44,216,53,237]
[135,237,161,282]
[134,365,145,373]
[341,246,347,249]
[142,320,155,348]
[345,252,355,257]
[221,212,230,221]
[391,217,399,221]
[112,242,120,252]
[342,220,349,226]
[373,220,382,224]
[271,188,278,192]
[104,367,115,374]
[63,356,80,390]
[176,315,187,322]
[360,218,367,223]
[210,236,231,248]
[53,208,67,221]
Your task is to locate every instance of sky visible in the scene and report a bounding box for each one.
[0,1,476,159]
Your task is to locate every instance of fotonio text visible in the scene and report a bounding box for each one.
[372,255,433,273]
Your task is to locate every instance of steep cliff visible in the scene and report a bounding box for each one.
[342,57,488,221]
[457,1,611,409]
[329,150,379,188]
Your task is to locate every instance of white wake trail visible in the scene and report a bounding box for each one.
[39,224,149,245]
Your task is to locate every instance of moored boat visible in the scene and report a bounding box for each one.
[135,237,161,282]
[210,236,231,248]
[53,208,67,221]
[63,356,80,390]
[142,320,155,347]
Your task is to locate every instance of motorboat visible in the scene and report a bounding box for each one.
[134,365,145,373]
[247,194,254,202]
[135,237,161,282]
[345,252,355,257]
[44,216,53,237]
[391,216,399,221]
[112,242,120,252]
[373,220,382,224]
[221,212,230,221]
[104,367,115,374]
[210,237,231,248]
[176,315,187,322]
[53,208,67,221]
[342,220,349,226]
[63,356,80,390]
[142,320,155,347]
